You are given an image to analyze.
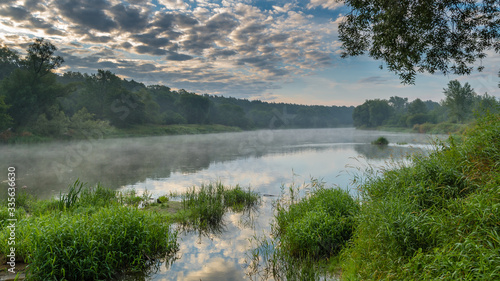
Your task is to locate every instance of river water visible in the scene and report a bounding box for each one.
[0,128,444,280]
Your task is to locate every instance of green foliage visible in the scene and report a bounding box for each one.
[443,80,476,123]
[0,44,20,80]
[32,106,70,136]
[0,95,12,130]
[15,206,177,280]
[275,183,359,259]
[1,39,69,128]
[178,182,259,231]
[178,90,210,124]
[157,195,169,204]
[341,113,500,280]
[0,181,179,280]
[353,99,393,128]
[339,0,500,84]
[0,39,355,139]
[249,180,358,280]
[371,136,389,145]
[58,179,85,210]
[68,107,113,137]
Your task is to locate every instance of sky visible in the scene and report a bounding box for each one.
[0,0,499,106]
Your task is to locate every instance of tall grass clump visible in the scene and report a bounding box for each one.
[250,179,359,280]
[177,182,259,231]
[23,206,177,280]
[0,182,179,280]
[341,113,500,280]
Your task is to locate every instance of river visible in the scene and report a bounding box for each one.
[0,128,444,280]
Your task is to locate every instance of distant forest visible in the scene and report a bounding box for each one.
[0,39,353,140]
[353,81,500,131]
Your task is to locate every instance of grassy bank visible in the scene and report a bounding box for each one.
[341,113,500,280]
[252,113,499,280]
[0,124,242,144]
[375,121,469,135]
[106,124,242,138]
[0,181,259,280]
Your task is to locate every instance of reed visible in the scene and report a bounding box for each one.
[340,113,500,280]
[249,179,359,280]
[0,182,179,280]
[177,182,259,231]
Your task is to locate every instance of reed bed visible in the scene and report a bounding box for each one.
[341,113,500,280]
[177,182,259,231]
[0,182,178,281]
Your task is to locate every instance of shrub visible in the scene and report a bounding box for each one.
[341,113,500,280]
[371,136,389,145]
[276,184,359,259]
[5,206,178,280]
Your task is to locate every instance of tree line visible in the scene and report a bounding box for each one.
[353,81,500,129]
[0,39,354,140]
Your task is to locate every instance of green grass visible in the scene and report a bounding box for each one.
[0,182,178,280]
[174,182,260,231]
[108,124,242,138]
[413,122,469,134]
[250,113,500,280]
[249,179,359,280]
[340,113,500,280]
[0,180,260,279]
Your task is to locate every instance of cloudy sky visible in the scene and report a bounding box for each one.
[1,0,499,106]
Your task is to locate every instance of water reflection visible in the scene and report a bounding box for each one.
[0,128,442,200]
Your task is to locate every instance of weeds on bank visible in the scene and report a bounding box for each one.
[0,182,178,280]
[249,179,359,280]
[0,179,260,280]
[341,113,500,280]
[174,182,260,232]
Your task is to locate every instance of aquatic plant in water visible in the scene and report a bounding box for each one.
[249,179,359,280]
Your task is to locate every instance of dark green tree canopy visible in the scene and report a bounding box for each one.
[25,38,64,77]
[339,0,500,84]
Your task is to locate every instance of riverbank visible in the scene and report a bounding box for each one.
[368,121,469,135]
[0,124,242,144]
[0,181,259,280]
[253,113,499,279]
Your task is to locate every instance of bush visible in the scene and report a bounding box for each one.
[341,113,500,280]
[276,184,359,259]
[371,136,389,145]
[1,206,178,280]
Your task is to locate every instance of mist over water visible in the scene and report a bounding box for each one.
[0,128,445,280]
[0,128,440,199]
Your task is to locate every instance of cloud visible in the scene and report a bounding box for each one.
[307,0,343,10]
[0,0,341,100]
[110,3,150,32]
[166,51,193,61]
[157,0,189,10]
[55,0,118,32]
[0,6,31,21]
[181,257,243,281]
[358,76,390,84]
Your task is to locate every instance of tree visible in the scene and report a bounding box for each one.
[0,96,12,130]
[353,99,393,127]
[407,98,428,115]
[389,96,408,114]
[177,90,210,124]
[339,1,500,84]
[24,38,64,77]
[0,45,20,80]
[443,80,476,123]
[1,38,68,128]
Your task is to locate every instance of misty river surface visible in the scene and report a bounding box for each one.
[0,128,445,280]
